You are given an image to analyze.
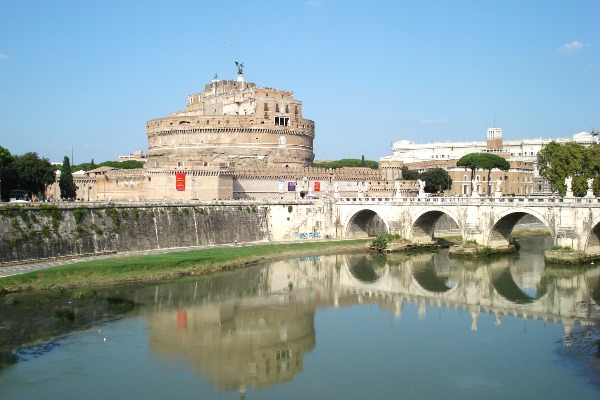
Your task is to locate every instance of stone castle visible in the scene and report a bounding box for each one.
[48,68,407,202]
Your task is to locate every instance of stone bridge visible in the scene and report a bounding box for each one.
[334,196,600,253]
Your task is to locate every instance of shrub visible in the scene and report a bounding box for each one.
[105,207,120,229]
[371,235,389,250]
[73,206,87,224]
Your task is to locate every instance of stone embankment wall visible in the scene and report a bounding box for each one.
[0,201,328,264]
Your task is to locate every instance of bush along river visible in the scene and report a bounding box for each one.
[1,235,600,399]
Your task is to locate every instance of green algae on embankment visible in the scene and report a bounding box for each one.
[0,240,370,293]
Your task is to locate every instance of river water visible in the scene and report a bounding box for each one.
[1,236,600,399]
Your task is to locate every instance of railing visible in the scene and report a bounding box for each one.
[333,195,600,206]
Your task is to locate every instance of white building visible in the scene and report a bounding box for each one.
[381,129,598,165]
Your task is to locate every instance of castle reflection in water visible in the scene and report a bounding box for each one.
[131,243,600,392]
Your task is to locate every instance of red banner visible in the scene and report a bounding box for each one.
[314,181,320,191]
[176,172,185,191]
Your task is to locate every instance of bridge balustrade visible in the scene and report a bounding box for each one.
[335,195,599,206]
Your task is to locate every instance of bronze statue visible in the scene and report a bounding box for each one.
[235,61,244,75]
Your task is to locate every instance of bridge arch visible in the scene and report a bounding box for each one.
[584,217,600,254]
[409,208,462,243]
[488,208,553,248]
[343,208,389,238]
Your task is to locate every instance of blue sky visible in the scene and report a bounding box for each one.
[1,0,598,164]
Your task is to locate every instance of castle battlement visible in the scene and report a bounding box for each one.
[146,77,314,171]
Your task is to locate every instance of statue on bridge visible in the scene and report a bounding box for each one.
[494,178,503,197]
[471,178,479,197]
[565,176,574,198]
[394,180,401,198]
[417,179,426,198]
[586,177,595,198]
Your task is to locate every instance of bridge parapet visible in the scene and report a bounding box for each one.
[335,195,600,206]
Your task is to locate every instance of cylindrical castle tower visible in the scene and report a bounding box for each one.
[146,74,315,169]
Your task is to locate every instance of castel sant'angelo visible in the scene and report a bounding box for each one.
[60,64,410,202]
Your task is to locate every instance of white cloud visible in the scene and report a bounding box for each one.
[0,53,10,60]
[421,118,448,125]
[557,41,587,53]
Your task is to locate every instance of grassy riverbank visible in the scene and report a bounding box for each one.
[0,240,370,293]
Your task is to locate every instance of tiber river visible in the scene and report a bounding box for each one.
[1,235,600,399]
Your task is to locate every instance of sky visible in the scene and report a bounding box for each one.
[1,0,598,165]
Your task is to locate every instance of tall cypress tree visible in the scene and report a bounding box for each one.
[59,156,78,199]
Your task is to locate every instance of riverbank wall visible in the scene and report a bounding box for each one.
[0,201,332,264]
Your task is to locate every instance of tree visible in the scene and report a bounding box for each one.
[312,158,378,169]
[59,156,78,199]
[456,153,486,182]
[478,154,510,195]
[401,166,419,180]
[0,146,14,201]
[419,168,452,193]
[90,159,97,170]
[99,160,145,169]
[537,142,586,196]
[457,153,511,195]
[4,152,56,198]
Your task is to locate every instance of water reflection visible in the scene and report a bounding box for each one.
[130,246,600,392]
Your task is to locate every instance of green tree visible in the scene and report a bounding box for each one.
[537,142,586,196]
[100,160,145,169]
[90,159,97,170]
[59,156,78,199]
[4,152,56,198]
[419,168,452,193]
[584,145,600,195]
[0,146,14,201]
[456,153,486,182]
[313,158,378,169]
[401,166,419,180]
[456,153,511,195]
[478,154,510,195]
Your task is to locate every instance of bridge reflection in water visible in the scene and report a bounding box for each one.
[141,239,600,393]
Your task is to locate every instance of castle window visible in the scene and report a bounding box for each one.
[275,116,289,126]
[294,106,298,115]
[275,104,280,113]
[285,105,289,113]
[264,103,269,111]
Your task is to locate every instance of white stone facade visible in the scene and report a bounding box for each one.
[381,129,598,165]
